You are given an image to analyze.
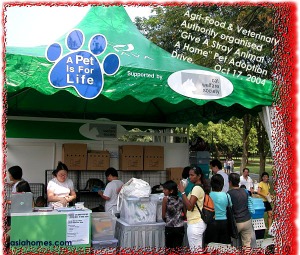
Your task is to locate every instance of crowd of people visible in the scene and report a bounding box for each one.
[6,158,273,252]
[6,163,124,215]
[163,160,273,252]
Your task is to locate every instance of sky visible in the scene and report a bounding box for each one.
[5,5,153,47]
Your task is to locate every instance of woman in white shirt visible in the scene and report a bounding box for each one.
[47,162,76,209]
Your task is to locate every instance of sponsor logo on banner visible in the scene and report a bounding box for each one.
[167,69,233,99]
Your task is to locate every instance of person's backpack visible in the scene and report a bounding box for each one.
[194,186,215,224]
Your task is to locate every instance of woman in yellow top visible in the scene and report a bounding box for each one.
[178,166,210,252]
[257,172,272,229]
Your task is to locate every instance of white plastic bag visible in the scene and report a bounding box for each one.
[268,222,275,236]
[117,178,151,211]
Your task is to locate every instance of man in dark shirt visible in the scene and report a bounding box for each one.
[228,173,254,247]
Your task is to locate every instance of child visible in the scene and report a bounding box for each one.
[6,180,33,247]
[35,196,47,207]
[16,180,31,192]
[16,180,34,208]
[162,180,185,250]
[240,184,252,196]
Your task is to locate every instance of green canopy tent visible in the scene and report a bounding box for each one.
[5,6,273,134]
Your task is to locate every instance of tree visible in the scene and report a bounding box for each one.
[134,5,274,79]
[240,114,253,172]
[254,116,271,176]
[134,5,274,170]
[189,116,258,161]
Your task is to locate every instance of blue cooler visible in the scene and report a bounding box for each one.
[251,198,265,219]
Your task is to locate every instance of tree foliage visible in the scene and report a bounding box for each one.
[134,5,275,79]
[133,5,272,171]
[189,116,258,159]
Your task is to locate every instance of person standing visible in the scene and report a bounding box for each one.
[162,180,185,249]
[210,159,229,192]
[47,162,76,209]
[228,173,254,248]
[224,159,228,174]
[178,166,209,252]
[227,156,234,173]
[239,168,254,194]
[257,172,273,229]
[205,174,231,245]
[225,157,231,174]
[98,167,123,215]
[179,166,194,197]
[7,166,23,193]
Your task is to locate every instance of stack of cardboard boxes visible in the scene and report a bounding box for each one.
[62,144,166,171]
[119,145,164,171]
[87,150,110,170]
[62,144,88,170]
[62,144,110,170]
[118,145,143,171]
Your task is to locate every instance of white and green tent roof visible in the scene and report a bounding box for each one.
[5,5,273,126]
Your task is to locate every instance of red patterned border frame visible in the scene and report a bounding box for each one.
[1,2,298,255]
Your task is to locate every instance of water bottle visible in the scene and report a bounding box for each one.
[254,180,258,192]
[180,178,188,189]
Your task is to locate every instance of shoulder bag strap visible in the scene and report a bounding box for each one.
[226,193,232,206]
[195,199,204,218]
[193,185,204,217]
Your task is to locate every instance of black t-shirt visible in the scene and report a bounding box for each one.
[227,188,251,223]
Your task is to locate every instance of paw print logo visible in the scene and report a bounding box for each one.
[46,29,120,99]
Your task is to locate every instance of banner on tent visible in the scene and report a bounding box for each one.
[46,29,120,100]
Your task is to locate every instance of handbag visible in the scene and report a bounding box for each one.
[226,193,239,239]
[268,222,275,237]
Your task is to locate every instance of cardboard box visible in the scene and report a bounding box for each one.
[143,146,164,171]
[119,145,143,171]
[62,143,87,170]
[87,150,110,170]
[166,167,184,183]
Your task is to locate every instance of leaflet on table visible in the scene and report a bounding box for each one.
[66,211,90,245]
[33,207,53,212]
[56,207,84,212]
